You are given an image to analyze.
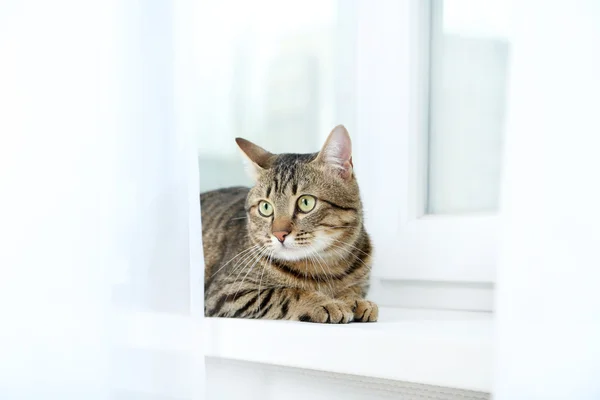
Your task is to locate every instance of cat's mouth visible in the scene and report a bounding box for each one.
[270,234,331,262]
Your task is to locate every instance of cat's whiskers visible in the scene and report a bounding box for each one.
[233,245,269,299]
[329,237,371,257]
[332,255,371,273]
[304,252,321,292]
[225,245,265,290]
[305,254,320,292]
[257,248,273,314]
[309,224,357,232]
[310,248,333,283]
[319,239,372,271]
[226,245,263,279]
[309,249,335,295]
[280,239,339,293]
[321,242,348,264]
[327,243,372,275]
[210,244,261,278]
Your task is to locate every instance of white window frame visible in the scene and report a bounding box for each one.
[353,0,498,287]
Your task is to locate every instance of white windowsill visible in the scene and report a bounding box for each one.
[204,308,493,393]
[114,307,492,392]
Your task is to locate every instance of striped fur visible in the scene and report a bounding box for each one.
[202,126,377,323]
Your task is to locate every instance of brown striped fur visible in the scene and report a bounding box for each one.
[202,125,378,323]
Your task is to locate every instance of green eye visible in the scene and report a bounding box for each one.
[297,195,316,213]
[258,200,274,217]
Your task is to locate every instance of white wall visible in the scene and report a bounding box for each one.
[494,1,600,398]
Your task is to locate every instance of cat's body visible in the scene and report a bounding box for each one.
[202,126,378,323]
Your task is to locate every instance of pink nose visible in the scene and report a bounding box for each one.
[273,231,289,243]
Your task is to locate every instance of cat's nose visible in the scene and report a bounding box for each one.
[273,231,289,243]
[272,218,292,243]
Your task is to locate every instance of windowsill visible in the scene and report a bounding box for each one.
[205,307,493,392]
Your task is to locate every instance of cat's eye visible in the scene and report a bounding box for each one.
[297,195,316,213]
[257,200,274,217]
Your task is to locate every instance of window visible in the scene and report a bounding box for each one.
[197,0,509,312]
[196,0,354,192]
[428,0,509,214]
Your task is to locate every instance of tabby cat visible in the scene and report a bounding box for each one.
[202,125,378,323]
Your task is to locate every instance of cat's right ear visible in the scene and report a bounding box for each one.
[235,138,274,181]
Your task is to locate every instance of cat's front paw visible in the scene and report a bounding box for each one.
[352,299,378,322]
[297,300,353,324]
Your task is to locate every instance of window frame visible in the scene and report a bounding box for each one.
[352,0,499,286]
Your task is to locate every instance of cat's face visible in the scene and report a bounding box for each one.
[237,126,363,262]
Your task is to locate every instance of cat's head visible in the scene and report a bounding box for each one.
[236,125,363,262]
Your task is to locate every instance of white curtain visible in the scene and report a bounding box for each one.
[0,1,204,398]
[495,1,600,398]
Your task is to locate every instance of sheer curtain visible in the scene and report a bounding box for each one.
[495,1,600,398]
[0,1,204,398]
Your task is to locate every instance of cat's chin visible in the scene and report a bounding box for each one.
[272,247,314,262]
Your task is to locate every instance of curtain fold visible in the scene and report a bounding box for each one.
[0,1,204,398]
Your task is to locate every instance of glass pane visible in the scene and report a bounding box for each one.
[196,0,354,192]
[427,0,509,214]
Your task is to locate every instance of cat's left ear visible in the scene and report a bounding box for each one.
[316,125,353,180]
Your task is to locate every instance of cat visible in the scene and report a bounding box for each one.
[201,125,378,323]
